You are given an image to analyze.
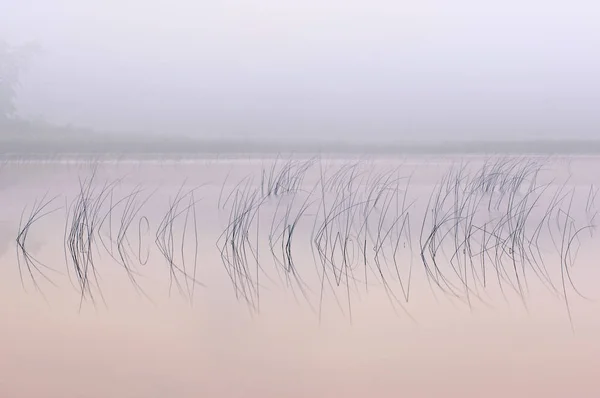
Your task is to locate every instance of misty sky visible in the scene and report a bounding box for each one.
[1,0,600,142]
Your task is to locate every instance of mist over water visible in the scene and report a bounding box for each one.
[3,1,600,396]
[2,1,600,142]
[1,155,600,397]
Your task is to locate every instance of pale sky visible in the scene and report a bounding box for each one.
[1,0,600,142]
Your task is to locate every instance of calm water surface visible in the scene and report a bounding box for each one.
[1,155,599,397]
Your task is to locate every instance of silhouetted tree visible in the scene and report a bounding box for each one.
[0,40,40,120]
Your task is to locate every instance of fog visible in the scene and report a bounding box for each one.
[2,0,600,143]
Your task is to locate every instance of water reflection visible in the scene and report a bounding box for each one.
[1,155,599,397]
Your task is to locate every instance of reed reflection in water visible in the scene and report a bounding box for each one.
[1,155,600,397]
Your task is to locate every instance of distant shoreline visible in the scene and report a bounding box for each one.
[3,118,600,157]
[3,136,600,158]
